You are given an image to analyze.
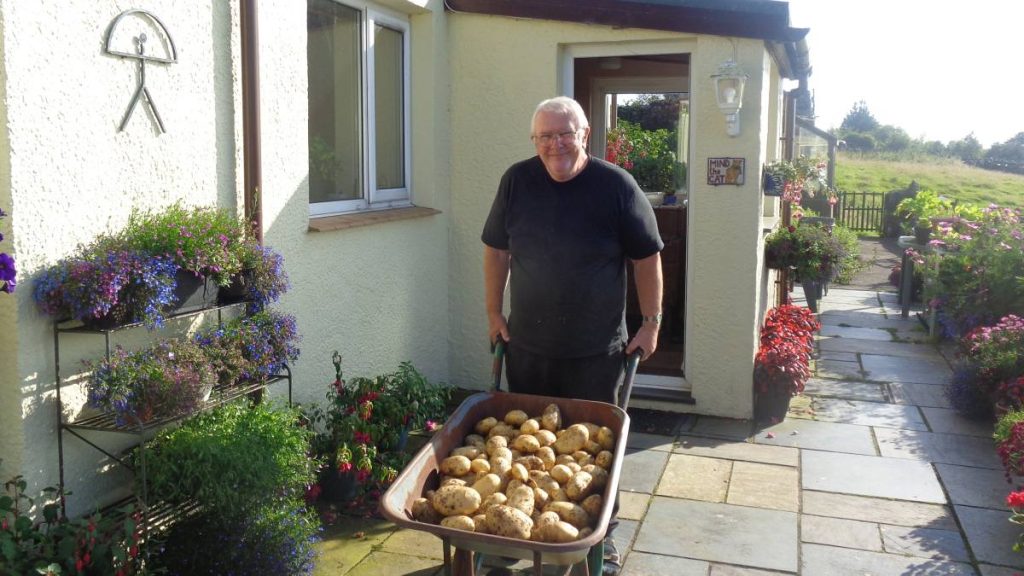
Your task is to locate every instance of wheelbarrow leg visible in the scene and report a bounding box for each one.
[453,548,475,576]
[533,550,543,576]
[587,542,604,576]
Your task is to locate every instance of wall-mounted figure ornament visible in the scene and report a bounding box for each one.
[104,9,178,133]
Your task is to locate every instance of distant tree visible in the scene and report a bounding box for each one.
[842,132,876,152]
[875,125,911,152]
[948,134,984,165]
[983,132,1024,174]
[840,101,879,133]
[618,94,684,132]
[923,140,948,156]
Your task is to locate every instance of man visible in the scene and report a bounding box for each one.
[481,96,663,575]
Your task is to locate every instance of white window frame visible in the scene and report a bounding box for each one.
[309,0,412,217]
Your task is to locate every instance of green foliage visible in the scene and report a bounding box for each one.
[895,190,955,233]
[830,224,865,284]
[606,120,680,192]
[144,401,315,518]
[764,222,847,282]
[840,100,879,133]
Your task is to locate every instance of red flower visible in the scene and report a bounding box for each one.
[356,469,371,483]
[338,461,353,473]
[1007,490,1024,509]
[305,483,322,503]
[353,431,372,444]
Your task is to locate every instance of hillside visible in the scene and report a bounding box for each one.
[835,153,1024,209]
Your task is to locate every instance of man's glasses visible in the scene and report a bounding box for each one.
[531,130,580,146]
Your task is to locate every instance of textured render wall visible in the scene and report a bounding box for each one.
[684,37,771,418]
[3,0,451,512]
[0,4,18,481]
[445,15,686,389]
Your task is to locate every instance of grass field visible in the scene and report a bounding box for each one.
[835,153,1024,209]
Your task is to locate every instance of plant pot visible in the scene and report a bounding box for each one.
[319,467,360,502]
[81,303,133,330]
[754,389,791,423]
[217,274,249,305]
[171,271,218,314]
[913,225,931,244]
[801,279,823,313]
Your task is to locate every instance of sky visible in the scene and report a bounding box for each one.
[783,0,1024,148]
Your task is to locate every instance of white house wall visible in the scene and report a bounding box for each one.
[0,0,451,512]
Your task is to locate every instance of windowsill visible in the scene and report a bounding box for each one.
[762,215,780,234]
[308,205,442,233]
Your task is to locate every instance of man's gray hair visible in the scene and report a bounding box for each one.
[533,96,589,130]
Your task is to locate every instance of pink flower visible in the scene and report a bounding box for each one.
[338,461,353,473]
[425,420,438,432]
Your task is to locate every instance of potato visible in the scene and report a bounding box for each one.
[573,451,594,467]
[566,462,581,474]
[485,435,508,455]
[555,454,576,466]
[596,426,615,450]
[584,440,602,455]
[550,488,569,502]
[515,455,545,471]
[488,422,517,440]
[481,492,508,511]
[528,470,560,495]
[520,418,541,435]
[487,505,533,540]
[538,520,579,543]
[549,464,573,485]
[578,527,593,539]
[541,404,562,432]
[506,478,525,494]
[472,473,502,499]
[534,429,557,447]
[464,433,487,448]
[580,494,603,519]
[510,462,529,482]
[451,446,482,460]
[594,450,614,470]
[533,486,550,509]
[544,501,590,529]
[473,513,489,533]
[508,484,536,516]
[475,416,498,435]
[565,471,595,501]
[582,465,608,490]
[440,476,466,487]
[432,484,482,516]
[581,423,601,440]
[504,409,529,426]
[553,424,589,455]
[440,515,475,532]
[412,497,441,524]
[491,446,513,462]
[536,446,556,470]
[440,455,472,477]
[513,434,541,454]
[470,458,492,474]
[490,457,512,477]
[535,510,560,531]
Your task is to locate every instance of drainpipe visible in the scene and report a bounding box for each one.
[241,0,263,244]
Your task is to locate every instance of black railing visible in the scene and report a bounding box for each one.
[837,190,887,233]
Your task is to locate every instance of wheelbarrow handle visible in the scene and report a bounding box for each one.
[491,335,507,392]
[617,348,643,411]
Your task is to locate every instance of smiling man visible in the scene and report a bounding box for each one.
[481,95,663,575]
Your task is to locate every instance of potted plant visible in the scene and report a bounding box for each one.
[945,314,1024,419]
[33,247,178,329]
[995,408,1024,480]
[119,202,247,312]
[764,222,846,312]
[895,190,953,242]
[86,338,216,426]
[753,304,820,422]
[217,239,290,311]
[229,309,301,382]
[762,156,837,206]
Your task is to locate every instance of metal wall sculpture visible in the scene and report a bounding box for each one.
[104,9,178,133]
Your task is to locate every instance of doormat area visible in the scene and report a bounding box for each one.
[626,407,693,436]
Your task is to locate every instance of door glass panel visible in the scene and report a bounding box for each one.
[604,93,689,196]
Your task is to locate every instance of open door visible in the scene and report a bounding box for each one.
[575,55,691,397]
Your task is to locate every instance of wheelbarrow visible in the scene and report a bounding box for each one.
[380,340,641,576]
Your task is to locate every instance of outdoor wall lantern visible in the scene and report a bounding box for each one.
[711,59,747,137]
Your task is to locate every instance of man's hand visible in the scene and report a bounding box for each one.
[489,313,510,346]
[626,323,658,361]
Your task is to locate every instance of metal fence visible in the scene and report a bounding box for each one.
[837,190,887,233]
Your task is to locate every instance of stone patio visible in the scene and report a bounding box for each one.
[315,288,1024,575]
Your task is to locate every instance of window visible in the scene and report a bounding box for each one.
[307,0,410,216]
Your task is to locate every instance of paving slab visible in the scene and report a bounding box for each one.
[815,358,866,380]
[315,516,396,576]
[621,551,709,576]
[800,514,882,551]
[955,504,1024,569]
[816,350,859,362]
[979,564,1024,576]
[634,498,798,573]
[818,310,913,331]
[879,524,970,562]
[801,543,975,575]
[753,418,877,455]
[379,529,445,560]
[708,565,790,575]
[687,416,753,440]
[819,324,895,341]
[803,378,885,402]
[889,382,952,408]
[618,491,652,521]
[936,463,1016,509]
[818,337,939,359]
[345,550,442,576]
[675,435,799,467]
[802,450,946,503]
[655,453,731,502]
[802,491,957,530]
[861,353,951,385]
[810,397,928,430]
[626,432,676,452]
[920,406,995,437]
[620,448,671,494]
[612,518,640,562]
[876,428,1003,469]
[726,461,798,512]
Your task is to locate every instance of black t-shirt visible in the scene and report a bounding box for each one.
[481,156,664,358]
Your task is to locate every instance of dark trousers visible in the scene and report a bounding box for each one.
[505,344,623,539]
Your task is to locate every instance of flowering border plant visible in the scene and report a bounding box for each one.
[1007,490,1024,553]
[754,304,820,396]
[764,223,846,282]
[0,208,15,293]
[951,314,1024,414]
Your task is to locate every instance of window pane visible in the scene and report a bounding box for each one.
[308,0,362,204]
[374,23,404,190]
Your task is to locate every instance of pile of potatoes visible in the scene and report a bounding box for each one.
[410,403,616,544]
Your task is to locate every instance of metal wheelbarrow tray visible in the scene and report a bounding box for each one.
[380,390,631,572]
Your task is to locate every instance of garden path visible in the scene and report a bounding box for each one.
[316,238,1022,575]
